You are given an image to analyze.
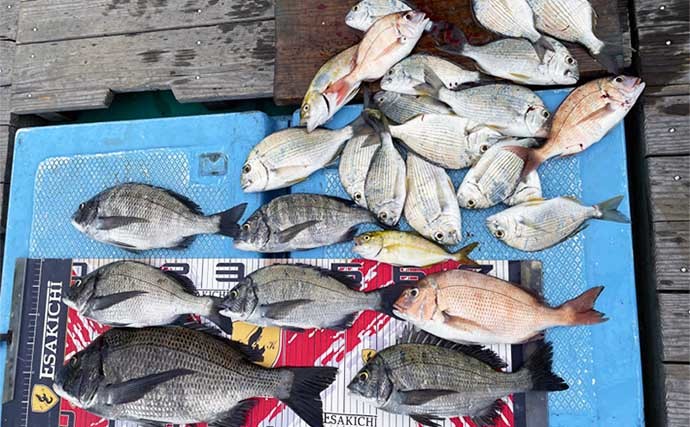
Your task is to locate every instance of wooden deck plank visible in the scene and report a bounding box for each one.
[16,0,275,44]
[643,95,690,156]
[10,20,275,114]
[635,0,689,28]
[273,0,631,105]
[638,23,689,91]
[654,221,690,291]
[0,85,9,126]
[0,0,17,41]
[648,156,690,222]
[0,40,14,87]
[0,125,14,184]
[660,293,690,362]
[665,363,690,427]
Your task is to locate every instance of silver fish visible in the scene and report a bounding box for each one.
[381,54,481,96]
[364,111,407,226]
[420,73,551,137]
[504,170,543,206]
[348,329,568,426]
[374,90,454,124]
[404,154,462,245]
[339,132,381,207]
[72,183,247,251]
[471,0,552,58]
[487,195,629,251]
[63,261,233,334]
[389,113,502,169]
[242,125,357,192]
[346,0,412,32]
[457,138,538,209]
[234,194,376,253]
[54,326,337,427]
[220,264,402,331]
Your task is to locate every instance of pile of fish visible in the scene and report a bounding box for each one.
[58,1,646,426]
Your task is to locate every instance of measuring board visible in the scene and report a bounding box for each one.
[2,258,546,427]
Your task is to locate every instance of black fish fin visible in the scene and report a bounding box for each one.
[261,300,313,320]
[157,186,203,215]
[161,269,198,295]
[97,216,148,231]
[210,399,258,427]
[207,300,234,335]
[337,226,361,244]
[410,414,444,427]
[359,134,381,149]
[471,399,507,427]
[170,234,195,250]
[107,240,143,252]
[329,312,359,331]
[399,389,457,406]
[228,327,266,363]
[137,421,167,427]
[520,342,569,392]
[399,327,507,369]
[103,368,195,405]
[280,367,339,427]
[277,220,320,243]
[91,291,148,311]
[593,43,622,74]
[283,326,308,333]
[214,203,249,238]
[375,282,414,319]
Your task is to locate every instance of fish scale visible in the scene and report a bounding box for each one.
[472,0,541,41]
[476,149,525,204]
[527,0,603,54]
[365,128,406,226]
[339,133,380,207]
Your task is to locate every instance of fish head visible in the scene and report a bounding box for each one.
[485,213,515,242]
[71,197,100,234]
[63,270,98,312]
[352,231,385,259]
[234,212,270,252]
[240,157,270,193]
[374,203,403,227]
[393,283,435,321]
[347,355,393,407]
[300,91,330,133]
[457,181,490,210]
[548,48,580,85]
[608,76,646,107]
[380,66,415,94]
[345,1,373,32]
[525,105,552,138]
[220,278,258,321]
[428,217,462,246]
[53,338,105,408]
[373,90,396,109]
[395,11,429,42]
[467,127,502,161]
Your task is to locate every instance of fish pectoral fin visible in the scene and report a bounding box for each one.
[441,311,484,332]
[210,399,259,427]
[96,216,148,231]
[470,398,507,427]
[398,389,458,406]
[508,72,531,82]
[90,291,149,311]
[329,312,359,331]
[276,220,321,243]
[573,102,617,126]
[410,413,445,427]
[260,299,313,320]
[103,368,195,405]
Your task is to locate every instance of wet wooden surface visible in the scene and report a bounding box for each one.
[273,0,632,105]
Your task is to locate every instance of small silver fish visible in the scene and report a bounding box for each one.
[374,91,454,124]
[487,195,629,251]
[364,111,407,226]
[389,113,502,169]
[404,154,462,245]
[457,138,538,209]
[504,170,543,206]
[381,54,482,96]
[346,0,413,32]
[339,132,381,207]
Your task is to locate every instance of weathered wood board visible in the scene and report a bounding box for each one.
[0,0,17,41]
[0,125,14,183]
[665,363,690,427]
[638,24,689,93]
[648,156,690,222]
[0,40,14,87]
[10,20,275,114]
[273,0,631,105]
[636,0,689,28]
[653,221,690,291]
[660,293,690,362]
[642,95,690,156]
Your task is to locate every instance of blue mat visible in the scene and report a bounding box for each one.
[0,90,643,426]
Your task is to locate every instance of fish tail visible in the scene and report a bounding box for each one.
[279,366,338,427]
[373,282,415,319]
[208,297,234,335]
[520,342,569,392]
[414,67,445,99]
[503,145,545,179]
[532,36,553,62]
[326,76,357,106]
[451,242,480,266]
[594,196,629,223]
[212,203,248,238]
[429,20,469,56]
[557,286,608,326]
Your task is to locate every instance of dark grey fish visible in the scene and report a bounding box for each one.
[53,326,338,427]
[63,261,233,334]
[72,183,247,251]
[234,194,377,253]
[348,329,568,427]
[220,264,404,332]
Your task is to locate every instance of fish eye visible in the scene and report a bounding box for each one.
[566,56,575,65]
[352,5,359,11]
[379,212,388,220]
[467,199,476,208]
[358,371,369,381]
[615,76,624,83]
[409,288,420,298]
[494,230,505,239]
[303,104,310,112]
[363,235,370,241]
[542,110,550,118]
[434,232,444,241]
[480,144,490,153]
[79,203,85,210]
[242,223,250,231]
[230,289,239,298]
[242,164,252,174]
[404,12,413,20]
[354,192,362,201]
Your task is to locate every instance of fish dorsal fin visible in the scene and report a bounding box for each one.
[178,322,264,363]
[399,327,507,370]
[562,195,581,203]
[293,263,364,291]
[155,186,204,215]
[161,268,198,296]
[519,198,546,206]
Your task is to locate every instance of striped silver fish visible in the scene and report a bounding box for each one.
[241,126,356,192]
[504,170,543,206]
[365,111,407,226]
[487,196,629,251]
[381,54,481,96]
[374,91,454,124]
[404,154,462,245]
[389,114,501,169]
[339,132,381,207]
[527,0,605,56]
[457,138,538,209]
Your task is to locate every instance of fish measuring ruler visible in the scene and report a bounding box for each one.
[2,258,546,427]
